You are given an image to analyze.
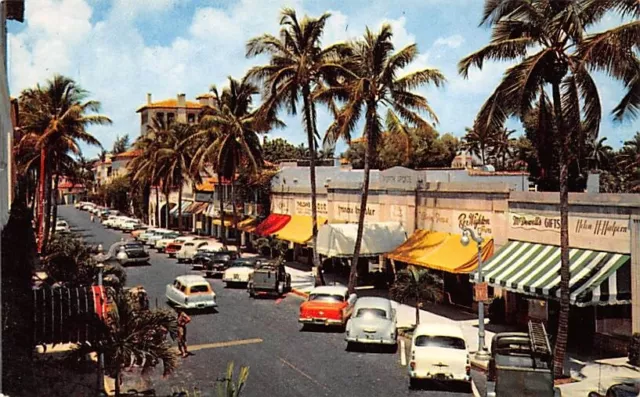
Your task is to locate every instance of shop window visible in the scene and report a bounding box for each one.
[596,305,632,337]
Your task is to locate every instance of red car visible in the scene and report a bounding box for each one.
[299,286,357,328]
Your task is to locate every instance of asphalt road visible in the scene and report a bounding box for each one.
[59,205,484,397]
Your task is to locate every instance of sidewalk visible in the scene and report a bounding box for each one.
[557,356,640,396]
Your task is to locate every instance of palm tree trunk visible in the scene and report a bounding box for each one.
[218,179,227,245]
[50,174,60,238]
[155,186,160,226]
[231,176,241,256]
[302,88,324,286]
[42,162,53,252]
[114,368,120,397]
[348,119,374,294]
[165,190,170,229]
[37,148,46,253]
[177,181,183,232]
[551,81,571,379]
[415,293,421,326]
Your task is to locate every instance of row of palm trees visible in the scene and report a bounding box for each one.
[462,125,517,168]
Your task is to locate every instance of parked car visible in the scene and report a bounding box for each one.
[131,228,149,239]
[408,323,471,390]
[138,228,170,244]
[81,203,95,211]
[148,231,180,249]
[197,249,240,275]
[102,215,120,228]
[248,261,291,297]
[165,236,200,258]
[299,286,357,328]
[486,322,559,397]
[589,383,640,397]
[165,275,217,310]
[345,297,397,349]
[55,220,71,233]
[121,220,143,231]
[113,216,138,230]
[107,240,150,266]
[222,258,259,287]
[153,232,182,252]
[176,240,216,263]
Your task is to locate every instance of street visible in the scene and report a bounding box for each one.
[59,205,484,397]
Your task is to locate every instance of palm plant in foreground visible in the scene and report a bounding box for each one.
[323,24,445,294]
[457,0,637,376]
[247,8,349,285]
[390,266,443,326]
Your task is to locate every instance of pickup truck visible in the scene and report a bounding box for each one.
[248,262,291,297]
[486,321,561,397]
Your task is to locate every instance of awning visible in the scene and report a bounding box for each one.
[192,202,209,215]
[275,215,328,245]
[253,214,291,236]
[386,230,448,263]
[170,201,190,215]
[472,241,631,307]
[206,203,217,217]
[183,202,199,214]
[316,222,407,258]
[213,216,234,227]
[235,217,257,231]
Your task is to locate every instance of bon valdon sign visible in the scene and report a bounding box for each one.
[417,208,494,235]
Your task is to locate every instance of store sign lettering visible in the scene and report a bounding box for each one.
[511,213,629,238]
[418,209,449,225]
[337,205,376,217]
[295,200,328,216]
[458,212,492,235]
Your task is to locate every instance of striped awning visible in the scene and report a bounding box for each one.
[472,241,631,307]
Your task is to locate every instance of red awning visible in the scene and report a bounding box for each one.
[254,214,291,236]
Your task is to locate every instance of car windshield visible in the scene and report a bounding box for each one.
[414,335,466,350]
[309,293,344,302]
[189,284,210,293]
[355,308,387,319]
[184,243,194,247]
[232,261,254,267]
[213,254,231,260]
[125,242,144,249]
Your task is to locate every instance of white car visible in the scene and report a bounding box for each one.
[176,240,215,263]
[102,215,120,227]
[138,228,171,244]
[55,220,71,233]
[408,323,471,389]
[121,220,144,231]
[222,258,257,286]
[151,231,181,250]
[112,216,137,230]
[81,203,95,211]
[165,275,217,310]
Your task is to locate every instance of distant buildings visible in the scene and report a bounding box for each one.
[136,92,215,135]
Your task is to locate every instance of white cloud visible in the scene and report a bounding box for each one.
[433,34,464,49]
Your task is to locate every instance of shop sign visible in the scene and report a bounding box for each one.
[456,211,493,235]
[295,200,328,216]
[334,202,379,221]
[474,283,489,302]
[389,205,407,223]
[510,213,629,238]
[417,208,495,235]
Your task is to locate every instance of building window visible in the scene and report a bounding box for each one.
[167,112,175,125]
[188,113,195,124]
[141,111,148,125]
[156,112,165,125]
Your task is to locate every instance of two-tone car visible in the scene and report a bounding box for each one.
[165,275,217,310]
[345,297,397,350]
[55,220,71,233]
[107,240,150,266]
[196,249,240,275]
[121,219,144,232]
[409,323,471,390]
[149,231,180,250]
[165,236,199,258]
[176,239,216,263]
[299,286,357,328]
[222,257,257,286]
[138,228,170,244]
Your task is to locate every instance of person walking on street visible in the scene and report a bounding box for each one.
[90,213,95,223]
[176,310,191,358]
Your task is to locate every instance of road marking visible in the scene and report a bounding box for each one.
[279,357,330,392]
[188,338,263,352]
[400,339,407,366]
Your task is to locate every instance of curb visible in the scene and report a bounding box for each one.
[289,288,310,299]
[470,357,488,372]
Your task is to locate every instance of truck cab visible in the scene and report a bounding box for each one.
[248,261,292,297]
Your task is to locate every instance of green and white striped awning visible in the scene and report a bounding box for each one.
[471,241,631,307]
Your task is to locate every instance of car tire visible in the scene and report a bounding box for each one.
[249,289,255,298]
[177,259,183,264]
[409,378,418,390]
[346,342,354,352]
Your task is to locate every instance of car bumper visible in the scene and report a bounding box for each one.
[299,318,344,326]
[223,277,249,283]
[345,335,396,345]
[120,257,149,264]
[409,372,470,382]
[182,301,217,309]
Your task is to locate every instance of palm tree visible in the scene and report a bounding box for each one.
[323,24,445,293]
[390,266,443,326]
[462,125,494,166]
[457,0,629,376]
[246,8,349,285]
[128,131,163,226]
[111,134,130,155]
[72,291,178,397]
[156,122,197,232]
[587,136,613,170]
[18,74,110,252]
[619,132,640,191]
[491,127,517,169]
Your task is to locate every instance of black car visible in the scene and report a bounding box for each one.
[107,240,150,266]
[194,250,239,277]
[589,383,640,397]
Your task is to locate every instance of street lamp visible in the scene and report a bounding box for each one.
[95,246,107,396]
[460,227,491,360]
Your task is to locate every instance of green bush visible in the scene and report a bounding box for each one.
[628,333,640,366]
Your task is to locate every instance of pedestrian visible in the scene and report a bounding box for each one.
[176,310,191,358]
[90,214,94,223]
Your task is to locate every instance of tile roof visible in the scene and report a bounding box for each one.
[113,149,143,160]
[136,99,203,112]
[196,177,218,192]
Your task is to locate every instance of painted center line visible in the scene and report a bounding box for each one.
[188,338,263,352]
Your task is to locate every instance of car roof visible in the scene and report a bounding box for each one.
[310,285,349,295]
[176,275,210,285]
[414,323,464,338]
[354,296,391,310]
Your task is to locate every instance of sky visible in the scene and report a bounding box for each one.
[7,0,639,158]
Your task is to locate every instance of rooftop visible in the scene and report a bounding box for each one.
[113,149,143,160]
[136,99,203,112]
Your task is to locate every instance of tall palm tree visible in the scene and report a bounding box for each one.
[18,74,110,252]
[389,266,443,326]
[246,8,349,285]
[457,0,632,376]
[491,127,517,169]
[156,122,197,232]
[462,125,494,166]
[72,291,178,397]
[587,136,613,170]
[619,132,640,191]
[323,24,445,293]
[128,130,163,226]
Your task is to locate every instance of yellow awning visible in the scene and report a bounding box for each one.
[235,217,257,231]
[212,216,233,227]
[275,215,327,245]
[386,230,494,274]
